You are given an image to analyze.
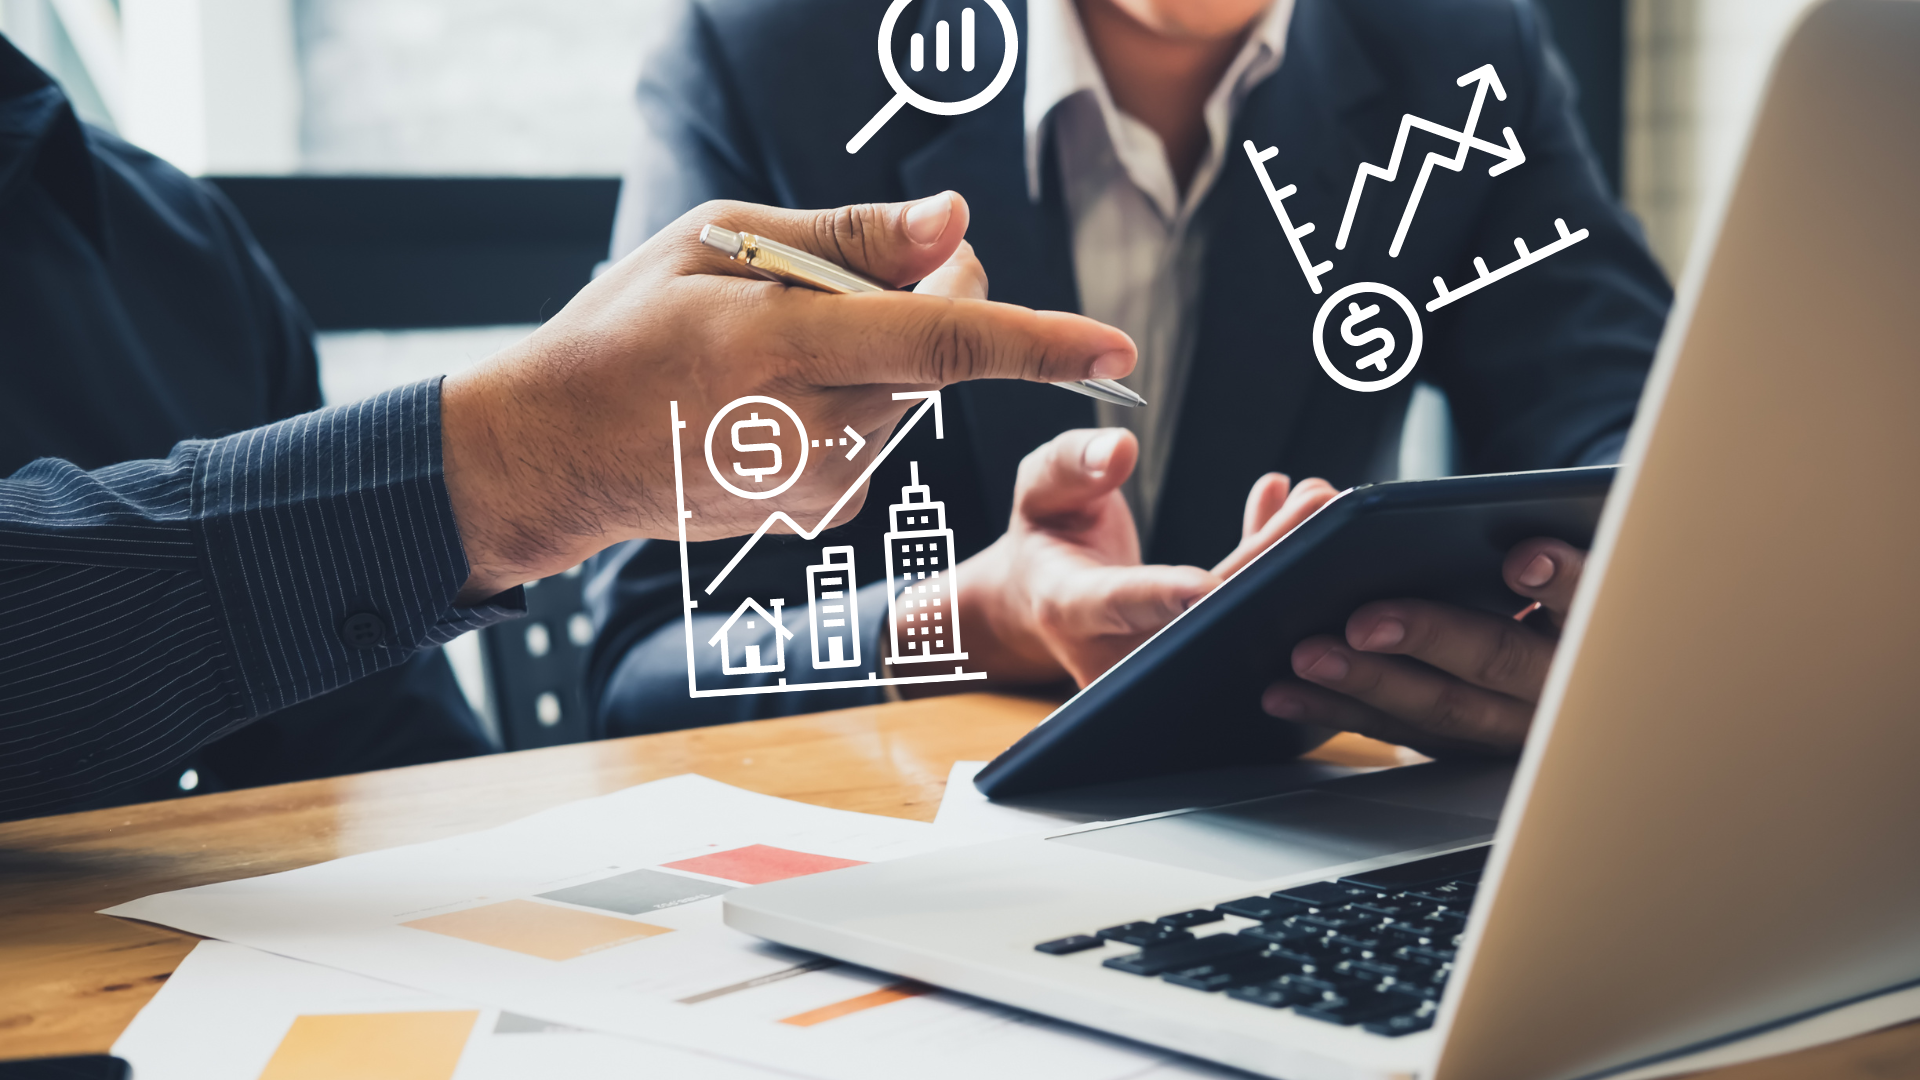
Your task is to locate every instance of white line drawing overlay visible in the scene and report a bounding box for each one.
[847,0,1019,153]
[807,547,863,669]
[704,396,808,501]
[1244,141,1334,294]
[883,462,966,666]
[1334,64,1526,258]
[1427,217,1589,311]
[709,598,793,675]
[1245,63,1590,394]
[670,396,987,698]
[1312,283,1425,393]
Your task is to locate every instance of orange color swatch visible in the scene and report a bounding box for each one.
[403,899,671,960]
[780,981,932,1027]
[257,1010,478,1080]
[662,844,866,885]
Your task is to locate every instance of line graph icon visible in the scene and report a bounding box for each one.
[669,394,987,698]
[1247,63,1591,393]
[1335,64,1525,259]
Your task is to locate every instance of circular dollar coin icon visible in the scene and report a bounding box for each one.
[1312,282,1424,393]
[704,396,809,501]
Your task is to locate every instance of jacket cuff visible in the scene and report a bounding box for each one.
[191,377,522,717]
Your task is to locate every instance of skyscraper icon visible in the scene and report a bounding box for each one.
[884,462,964,665]
[806,546,862,669]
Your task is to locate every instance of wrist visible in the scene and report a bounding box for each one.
[440,368,601,602]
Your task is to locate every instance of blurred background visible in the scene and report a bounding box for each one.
[0,0,1826,747]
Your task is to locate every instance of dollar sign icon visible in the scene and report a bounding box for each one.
[731,412,783,484]
[1311,282,1424,393]
[703,396,810,501]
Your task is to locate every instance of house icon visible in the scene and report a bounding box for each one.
[708,597,794,675]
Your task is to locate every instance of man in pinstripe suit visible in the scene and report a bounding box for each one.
[0,33,493,808]
[0,38,1131,820]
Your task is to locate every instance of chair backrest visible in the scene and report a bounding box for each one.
[481,566,597,750]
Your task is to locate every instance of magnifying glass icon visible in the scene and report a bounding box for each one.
[846,0,1020,154]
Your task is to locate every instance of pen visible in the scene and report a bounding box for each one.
[699,224,1146,409]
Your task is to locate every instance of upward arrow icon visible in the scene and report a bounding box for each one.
[1334,64,1528,259]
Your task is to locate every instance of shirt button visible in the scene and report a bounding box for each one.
[339,611,387,649]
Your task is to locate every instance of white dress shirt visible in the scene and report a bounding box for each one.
[1023,0,1295,529]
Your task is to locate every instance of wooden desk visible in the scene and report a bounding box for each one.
[2,693,1915,1077]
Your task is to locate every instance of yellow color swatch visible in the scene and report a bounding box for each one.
[404,899,671,960]
[779,981,932,1027]
[257,1010,478,1080]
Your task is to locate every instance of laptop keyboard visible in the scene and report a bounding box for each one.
[1033,845,1488,1037]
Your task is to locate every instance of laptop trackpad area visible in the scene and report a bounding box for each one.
[1048,791,1496,881]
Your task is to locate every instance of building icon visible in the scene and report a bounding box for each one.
[708,597,793,675]
[884,462,965,665]
[807,547,862,669]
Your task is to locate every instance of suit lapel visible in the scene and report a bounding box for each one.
[1148,0,1388,566]
[899,29,1094,530]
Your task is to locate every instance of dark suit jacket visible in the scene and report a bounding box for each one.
[587,0,1670,734]
[0,34,492,811]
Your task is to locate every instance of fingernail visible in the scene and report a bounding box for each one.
[1360,617,1405,650]
[904,192,953,245]
[1306,648,1349,682]
[1081,430,1124,478]
[1089,350,1132,379]
[1518,553,1556,588]
[1263,688,1304,719]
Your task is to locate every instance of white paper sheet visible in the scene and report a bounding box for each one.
[933,761,1107,837]
[104,776,1192,1080]
[114,940,775,1080]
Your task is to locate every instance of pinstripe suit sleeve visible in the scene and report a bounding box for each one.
[0,378,523,819]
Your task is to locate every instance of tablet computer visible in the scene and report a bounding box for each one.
[973,466,1616,798]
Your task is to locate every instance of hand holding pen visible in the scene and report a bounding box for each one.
[698,193,1145,409]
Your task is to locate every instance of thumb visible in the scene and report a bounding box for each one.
[1015,428,1137,522]
[718,192,972,289]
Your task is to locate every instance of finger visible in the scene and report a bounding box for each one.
[1014,429,1138,522]
[1260,680,1513,757]
[1038,564,1218,639]
[913,240,988,300]
[781,288,1136,387]
[1291,635,1535,751]
[1241,473,1291,538]
[1212,477,1341,578]
[699,192,972,289]
[1503,538,1588,628]
[1343,598,1557,701]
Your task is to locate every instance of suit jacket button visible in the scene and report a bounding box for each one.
[340,611,387,649]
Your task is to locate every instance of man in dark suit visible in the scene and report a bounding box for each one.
[0,33,491,807]
[589,0,1669,748]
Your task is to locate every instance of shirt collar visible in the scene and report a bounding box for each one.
[0,33,108,254]
[1022,0,1294,209]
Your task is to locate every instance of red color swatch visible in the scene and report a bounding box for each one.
[662,845,866,885]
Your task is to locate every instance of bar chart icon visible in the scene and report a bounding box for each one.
[910,5,976,72]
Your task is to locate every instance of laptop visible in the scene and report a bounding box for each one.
[723,3,1920,1078]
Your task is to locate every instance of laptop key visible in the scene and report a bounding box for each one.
[1157,908,1225,929]
[1226,974,1329,1009]
[1034,935,1104,955]
[1272,881,1371,908]
[1097,922,1195,947]
[1363,1011,1438,1036]
[1296,990,1409,1026]
[1397,945,1457,968]
[1103,931,1265,976]
[1215,895,1310,921]
[1162,954,1302,991]
[1240,921,1319,947]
